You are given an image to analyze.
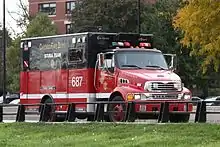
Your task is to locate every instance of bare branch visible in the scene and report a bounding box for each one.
[18,0,30,20]
[6,22,17,38]
[6,0,30,35]
[7,9,25,33]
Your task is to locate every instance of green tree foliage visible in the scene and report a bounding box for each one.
[0,27,12,91]
[0,28,12,47]
[173,0,220,73]
[7,13,58,92]
[142,0,183,52]
[25,13,58,37]
[6,37,21,91]
[141,0,203,90]
[70,0,142,33]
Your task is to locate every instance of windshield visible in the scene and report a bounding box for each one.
[115,51,168,69]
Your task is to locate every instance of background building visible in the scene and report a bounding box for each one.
[28,0,156,34]
[29,0,76,34]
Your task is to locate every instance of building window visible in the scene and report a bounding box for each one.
[39,3,56,15]
[66,1,76,14]
[66,24,72,34]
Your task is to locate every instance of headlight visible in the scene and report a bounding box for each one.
[127,93,140,100]
[134,94,141,99]
[127,93,148,100]
[134,94,147,100]
[183,94,191,100]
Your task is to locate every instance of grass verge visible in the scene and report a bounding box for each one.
[0,123,220,147]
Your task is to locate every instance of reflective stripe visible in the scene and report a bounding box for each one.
[20,93,111,99]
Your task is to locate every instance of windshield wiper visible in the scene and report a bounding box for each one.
[145,65,166,70]
[121,64,142,69]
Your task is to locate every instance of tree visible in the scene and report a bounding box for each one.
[6,37,21,91]
[25,13,58,37]
[7,0,32,36]
[70,0,143,33]
[0,25,12,47]
[6,13,58,92]
[0,26,12,91]
[173,0,220,73]
[141,0,205,94]
[141,0,186,53]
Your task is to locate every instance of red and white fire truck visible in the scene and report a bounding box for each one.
[20,32,193,122]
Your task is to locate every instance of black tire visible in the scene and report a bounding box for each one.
[40,98,56,122]
[169,113,190,123]
[107,96,135,122]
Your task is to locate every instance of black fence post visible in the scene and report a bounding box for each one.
[186,102,189,112]
[161,102,169,123]
[158,102,164,123]
[0,105,3,122]
[194,101,201,123]
[65,103,76,122]
[39,104,45,122]
[39,104,50,122]
[95,103,104,122]
[125,101,136,122]
[16,105,25,122]
[198,100,206,123]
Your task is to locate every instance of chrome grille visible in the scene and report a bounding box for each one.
[150,82,179,92]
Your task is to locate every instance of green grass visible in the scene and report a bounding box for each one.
[0,123,220,147]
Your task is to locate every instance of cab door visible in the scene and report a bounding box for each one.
[95,52,116,97]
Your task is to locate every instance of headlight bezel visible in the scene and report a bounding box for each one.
[126,93,148,100]
[183,93,191,100]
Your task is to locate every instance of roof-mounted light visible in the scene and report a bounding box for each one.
[139,43,151,48]
[124,42,130,47]
[112,42,123,46]
[112,42,131,47]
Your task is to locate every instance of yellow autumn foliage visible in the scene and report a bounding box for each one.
[173,0,220,73]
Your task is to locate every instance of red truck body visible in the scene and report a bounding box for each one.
[20,32,193,122]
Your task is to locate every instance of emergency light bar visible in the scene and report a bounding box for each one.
[112,41,151,49]
[112,42,131,47]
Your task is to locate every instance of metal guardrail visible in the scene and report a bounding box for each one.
[0,100,219,123]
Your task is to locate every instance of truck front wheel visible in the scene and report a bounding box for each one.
[107,96,135,122]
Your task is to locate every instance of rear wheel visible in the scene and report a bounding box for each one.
[169,113,190,123]
[107,96,135,122]
[39,98,56,122]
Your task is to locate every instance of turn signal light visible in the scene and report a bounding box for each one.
[127,94,134,101]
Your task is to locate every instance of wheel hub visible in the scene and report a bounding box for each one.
[112,104,124,121]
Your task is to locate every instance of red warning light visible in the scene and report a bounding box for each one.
[124,42,130,47]
[139,43,151,48]
[24,61,29,67]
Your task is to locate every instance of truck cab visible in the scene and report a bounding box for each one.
[94,41,192,122]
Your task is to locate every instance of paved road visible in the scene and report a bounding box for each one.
[2,106,220,123]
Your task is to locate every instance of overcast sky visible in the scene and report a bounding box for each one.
[0,0,28,37]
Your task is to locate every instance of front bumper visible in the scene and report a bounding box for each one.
[127,92,193,112]
[134,100,193,112]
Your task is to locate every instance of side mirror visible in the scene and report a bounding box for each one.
[163,54,177,71]
[97,53,105,67]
